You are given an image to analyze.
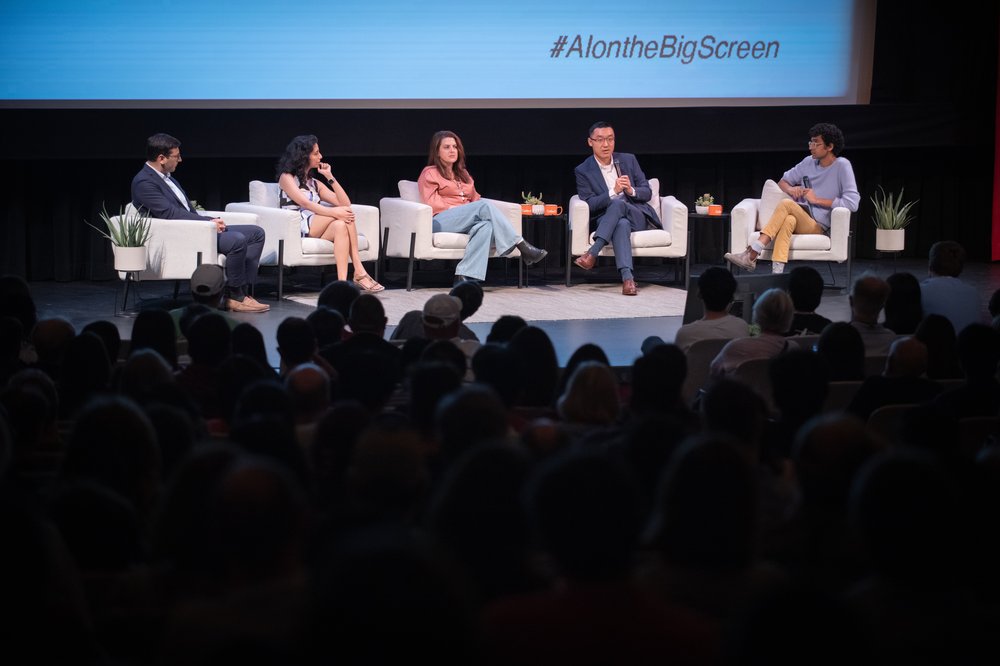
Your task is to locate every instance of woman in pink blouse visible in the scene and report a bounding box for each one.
[418,130,547,284]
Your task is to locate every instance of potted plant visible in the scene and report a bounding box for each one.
[871,186,917,252]
[695,193,714,215]
[87,203,152,272]
[521,191,545,216]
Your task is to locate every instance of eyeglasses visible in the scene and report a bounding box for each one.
[590,135,615,144]
[807,139,825,147]
[163,152,181,160]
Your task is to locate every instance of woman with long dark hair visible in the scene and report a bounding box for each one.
[418,130,547,284]
[277,135,383,292]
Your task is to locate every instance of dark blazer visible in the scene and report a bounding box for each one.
[574,152,660,228]
[131,164,213,221]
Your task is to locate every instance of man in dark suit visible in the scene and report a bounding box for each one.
[574,121,660,296]
[131,133,268,313]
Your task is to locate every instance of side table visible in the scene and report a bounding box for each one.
[688,212,731,267]
[520,213,568,286]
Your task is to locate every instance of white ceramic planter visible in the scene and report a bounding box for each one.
[113,245,147,272]
[531,204,545,216]
[695,205,709,215]
[875,228,905,252]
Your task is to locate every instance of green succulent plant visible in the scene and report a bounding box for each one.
[521,191,544,205]
[86,203,152,247]
[870,186,918,230]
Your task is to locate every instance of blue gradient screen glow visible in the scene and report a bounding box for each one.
[0,0,868,106]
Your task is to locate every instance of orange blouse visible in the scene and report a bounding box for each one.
[418,165,481,215]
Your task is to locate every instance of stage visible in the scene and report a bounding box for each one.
[27,256,999,373]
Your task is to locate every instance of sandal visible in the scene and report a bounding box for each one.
[353,273,385,292]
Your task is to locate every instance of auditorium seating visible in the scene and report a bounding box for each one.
[225,181,381,300]
[379,180,523,291]
[567,179,689,286]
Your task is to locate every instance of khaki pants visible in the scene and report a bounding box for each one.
[760,199,826,263]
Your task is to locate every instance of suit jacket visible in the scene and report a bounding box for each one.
[131,164,213,222]
[574,152,660,229]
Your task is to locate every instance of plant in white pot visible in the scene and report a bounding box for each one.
[695,192,714,215]
[871,186,917,252]
[87,204,152,272]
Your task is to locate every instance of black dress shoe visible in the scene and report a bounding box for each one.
[454,275,483,286]
[516,240,548,266]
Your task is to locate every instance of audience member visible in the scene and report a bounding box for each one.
[30,316,75,380]
[321,294,402,388]
[931,322,1000,419]
[914,313,963,380]
[81,320,123,366]
[306,306,346,348]
[816,321,866,381]
[284,362,332,447]
[230,322,276,375]
[315,279,361,321]
[131,308,179,369]
[485,314,527,344]
[786,266,832,335]
[883,271,923,335]
[710,288,796,377]
[674,267,748,352]
[391,280,483,342]
[276,316,320,375]
[556,360,621,432]
[556,343,610,397]
[418,294,479,379]
[847,336,944,421]
[848,273,896,355]
[507,325,559,412]
[921,240,984,334]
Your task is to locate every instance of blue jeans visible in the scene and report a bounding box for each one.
[432,200,521,281]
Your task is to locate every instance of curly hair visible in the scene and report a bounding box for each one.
[808,123,846,156]
[276,134,318,184]
[427,130,471,183]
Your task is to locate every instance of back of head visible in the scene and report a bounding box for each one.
[82,320,122,364]
[556,361,620,426]
[752,288,794,334]
[189,263,226,305]
[559,343,610,395]
[408,361,463,435]
[793,412,877,512]
[647,434,758,571]
[928,240,965,277]
[307,306,346,348]
[884,336,929,378]
[230,322,271,370]
[698,266,738,312]
[0,274,38,334]
[471,343,520,407]
[883,271,924,335]
[276,316,317,367]
[817,321,865,381]
[31,316,75,364]
[186,312,232,367]
[914,313,960,380]
[769,348,830,417]
[284,362,331,418]
[956,323,1000,381]
[421,294,462,338]
[486,314,527,344]
[630,343,687,413]
[131,308,178,367]
[316,280,361,319]
[449,280,484,320]
[702,378,767,448]
[349,293,387,335]
[850,273,891,321]
[435,384,509,463]
[507,325,559,407]
[788,266,825,312]
[527,448,639,581]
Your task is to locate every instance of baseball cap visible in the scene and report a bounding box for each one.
[190,264,226,297]
[422,294,462,329]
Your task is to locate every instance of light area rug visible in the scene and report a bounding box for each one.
[286,283,687,326]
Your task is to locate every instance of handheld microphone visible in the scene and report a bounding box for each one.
[801,176,814,216]
[613,160,621,178]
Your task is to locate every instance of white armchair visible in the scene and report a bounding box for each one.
[379,180,523,291]
[729,189,853,289]
[567,179,689,287]
[225,181,381,300]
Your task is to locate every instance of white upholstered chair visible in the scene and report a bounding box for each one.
[729,179,853,289]
[225,181,380,300]
[113,204,258,299]
[567,179,689,287]
[379,180,523,291]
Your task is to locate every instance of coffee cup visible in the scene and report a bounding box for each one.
[544,204,563,216]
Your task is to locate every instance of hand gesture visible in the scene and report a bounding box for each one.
[615,175,631,194]
[317,162,334,181]
[331,205,355,224]
[213,218,226,233]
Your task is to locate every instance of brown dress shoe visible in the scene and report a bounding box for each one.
[622,279,638,296]
[228,298,269,313]
[242,295,270,311]
[574,253,597,270]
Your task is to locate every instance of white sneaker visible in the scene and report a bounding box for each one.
[724,247,758,272]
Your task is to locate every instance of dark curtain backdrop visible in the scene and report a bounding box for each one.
[1,3,996,280]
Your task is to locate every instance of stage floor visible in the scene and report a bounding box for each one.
[25,258,1000,371]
